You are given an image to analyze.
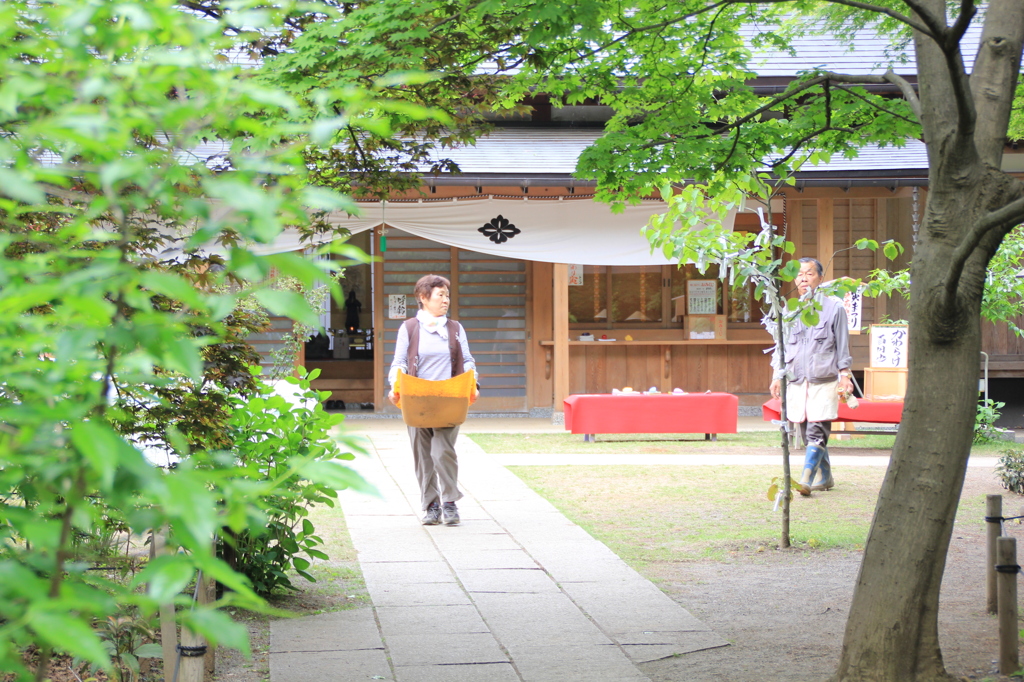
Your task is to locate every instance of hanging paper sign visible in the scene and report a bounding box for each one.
[388,294,408,320]
[687,280,717,315]
[568,264,584,286]
[870,324,908,368]
[843,289,862,334]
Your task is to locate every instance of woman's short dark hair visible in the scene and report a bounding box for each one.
[413,274,451,308]
[798,257,824,277]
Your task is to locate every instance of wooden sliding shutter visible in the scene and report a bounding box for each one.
[457,248,527,412]
[381,230,452,386]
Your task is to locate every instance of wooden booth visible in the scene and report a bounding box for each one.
[294,173,938,417]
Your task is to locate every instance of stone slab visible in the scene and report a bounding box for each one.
[394,662,520,682]
[442,549,539,570]
[376,604,489,638]
[622,632,731,663]
[385,632,508,667]
[369,580,473,607]
[561,580,719,635]
[270,608,382,653]
[271,649,391,682]
[469,592,613,646]
[506,643,652,682]
[456,567,560,594]
[361,560,457,585]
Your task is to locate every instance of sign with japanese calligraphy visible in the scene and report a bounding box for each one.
[388,294,408,320]
[843,289,862,334]
[687,280,717,315]
[568,263,584,286]
[870,324,909,368]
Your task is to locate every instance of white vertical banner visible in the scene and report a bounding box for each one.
[388,294,408,320]
[568,263,584,286]
[870,325,909,368]
[843,289,862,334]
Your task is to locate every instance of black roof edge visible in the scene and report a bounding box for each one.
[415,172,928,189]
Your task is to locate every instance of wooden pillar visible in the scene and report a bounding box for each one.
[372,224,386,411]
[818,199,835,279]
[553,263,570,412]
[448,245,460,319]
[874,198,889,323]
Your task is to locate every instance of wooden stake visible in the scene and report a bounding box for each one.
[987,494,1002,615]
[997,536,1019,675]
[178,621,207,682]
[150,528,177,682]
[199,566,216,680]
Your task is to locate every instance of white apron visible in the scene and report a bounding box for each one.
[785,379,840,423]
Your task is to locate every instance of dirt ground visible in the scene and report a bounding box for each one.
[207,464,1022,682]
[638,466,1023,682]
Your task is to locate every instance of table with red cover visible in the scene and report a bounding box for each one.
[564,392,739,441]
[761,398,904,425]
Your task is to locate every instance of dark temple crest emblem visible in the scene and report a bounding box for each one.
[478,215,521,244]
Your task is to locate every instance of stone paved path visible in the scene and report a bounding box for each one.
[270,427,727,682]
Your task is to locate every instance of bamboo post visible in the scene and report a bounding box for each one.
[177,566,211,682]
[150,528,177,682]
[987,494,1003,615]
[199,565,216,681]
[997,536,1019,675]
[177,622,207,682]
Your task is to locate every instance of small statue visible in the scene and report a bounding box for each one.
[345,289,362,332]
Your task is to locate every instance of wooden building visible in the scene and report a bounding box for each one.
[289,27,1024,418]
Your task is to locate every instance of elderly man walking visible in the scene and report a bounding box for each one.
[769,258,854,496]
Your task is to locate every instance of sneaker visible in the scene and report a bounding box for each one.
[442,502,460,526]
[422,502,441,525]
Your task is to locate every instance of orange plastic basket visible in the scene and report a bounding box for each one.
[395,369,475,428]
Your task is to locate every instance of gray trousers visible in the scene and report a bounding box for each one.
[408,426,464,511]
[797,420,833,448]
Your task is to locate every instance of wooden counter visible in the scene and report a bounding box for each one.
[539,339,771,346]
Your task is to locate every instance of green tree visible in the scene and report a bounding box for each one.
[0,0,406,678]
[476,1,1024,680]
[873,223,1024,335]
[181,0,533,199]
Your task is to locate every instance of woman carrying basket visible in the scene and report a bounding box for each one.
[388,274,478,526]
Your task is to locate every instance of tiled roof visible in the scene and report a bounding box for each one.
[432,129,604,174]
[421,129,931,175]
[742,21,982,77]
[179,128,930,177]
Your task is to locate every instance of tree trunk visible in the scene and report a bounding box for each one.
[833,318,977,679]
[833,180,997,681]
[833,2,1024,677]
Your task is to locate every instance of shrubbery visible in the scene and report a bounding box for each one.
[996,447,1024,495]
[219,370,370,595]
[974,398,1006,444]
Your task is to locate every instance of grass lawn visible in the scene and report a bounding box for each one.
[466,431,1013,570]
[509,464,883,564]
[467,430,1011,456]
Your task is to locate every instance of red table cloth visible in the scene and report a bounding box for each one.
[564,393,739,437]
[761,398,903,424]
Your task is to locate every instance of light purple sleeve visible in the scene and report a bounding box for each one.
[457,323,475,373]
[388,322,409,388]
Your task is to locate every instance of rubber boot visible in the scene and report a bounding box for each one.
[811,448,835,491]
[799,444,825,496]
